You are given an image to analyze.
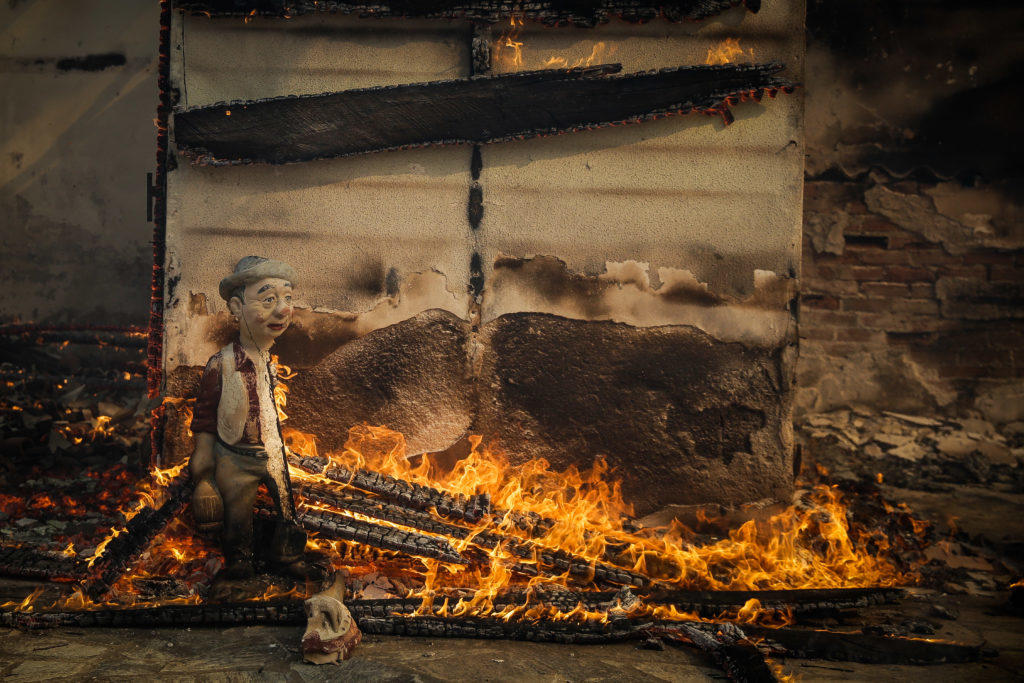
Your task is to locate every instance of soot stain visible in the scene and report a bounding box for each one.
[56,53,126,72]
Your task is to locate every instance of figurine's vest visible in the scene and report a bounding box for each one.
[215,342,294,519]
[216,343,249,446]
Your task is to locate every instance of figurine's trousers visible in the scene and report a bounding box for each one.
[214,444,306,566]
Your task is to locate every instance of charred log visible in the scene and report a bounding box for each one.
[300,486,648,588]
[174,63,794,165]
[673,623,778,683]
[298,507,468,565]
[289,454,489,522]
[645,587,905,615]
[81,473,191,600]
[0,544,84,582]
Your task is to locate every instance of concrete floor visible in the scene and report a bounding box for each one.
[1,591,1022,682]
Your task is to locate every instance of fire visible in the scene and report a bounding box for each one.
[493,16,611,72]
[494,16,525,68]
[705,37,753,66]
[542,42,609,70]
[280,422,917,624]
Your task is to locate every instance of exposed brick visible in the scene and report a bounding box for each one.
[853,248,912,266]
[798,327,835,341]
[936,264,987,279]
[802,309,859,327]
[990,265,1024,282]
[845,216,901,234]
[885,266,936,283]
[963,251,1015,266]
[850,266,886,281]
[817,340,888,357]
[938,365,994,379]
[802,277,860,297]
[835,328,887,343]
[842,298,890,313]
[860,282,910,298]
[893,298,941,315]
[815,265,851,280]
[908,282,934,298]
[858,313,956,333]
[801,294,840,310]
[908,248,958,267]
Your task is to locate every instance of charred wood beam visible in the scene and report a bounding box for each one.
[3,599,980,666]
[0,545,84,582]
[298,507,468,565]
[674,623,777,683]
[289,454,490,522]
[740,624,984,665]
[81,473,191,600]
[644,587,905,615]
[301,486,648,588]
[174,1,760,25]
[174,63,794,165]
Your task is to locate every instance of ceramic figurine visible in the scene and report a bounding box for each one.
[189,256,312,580]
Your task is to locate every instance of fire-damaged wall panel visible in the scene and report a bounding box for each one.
[163,12,475,460]
[163,3,805,515]
[475,4,805,510]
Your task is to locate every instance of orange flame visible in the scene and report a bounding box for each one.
[705,38,753,65]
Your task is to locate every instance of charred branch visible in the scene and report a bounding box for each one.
[174,63,794,165]
[173,1,759,25]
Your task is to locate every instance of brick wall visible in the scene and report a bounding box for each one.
[797,177,1024,422]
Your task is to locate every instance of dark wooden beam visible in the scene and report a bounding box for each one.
[174,1,760,25]
[174,62,794,165]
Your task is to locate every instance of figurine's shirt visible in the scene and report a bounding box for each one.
[192,340,264,444]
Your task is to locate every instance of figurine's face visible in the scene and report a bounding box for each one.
[230,277,293,348]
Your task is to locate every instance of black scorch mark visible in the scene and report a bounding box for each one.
[56,53,126,72]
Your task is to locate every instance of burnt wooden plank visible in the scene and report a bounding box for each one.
[174,62,794,165]
[741,624,983,665]
[175,1,760,24]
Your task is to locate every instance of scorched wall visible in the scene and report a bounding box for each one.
[162,4,805,515]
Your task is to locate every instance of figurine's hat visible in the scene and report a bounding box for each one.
[219,256,297,301]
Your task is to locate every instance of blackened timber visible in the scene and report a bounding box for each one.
[288,454,490,522]
[81,473,191,600]
[741,625,984,665]
[174,63,794,165]
[645,587,905,614]
[300,486,649,588]
[673,623,778,683]
[174,1,759,25]
[298,507,467,565]
[0,545,84,582]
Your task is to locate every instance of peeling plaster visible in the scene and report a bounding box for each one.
[483,256,796,346]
